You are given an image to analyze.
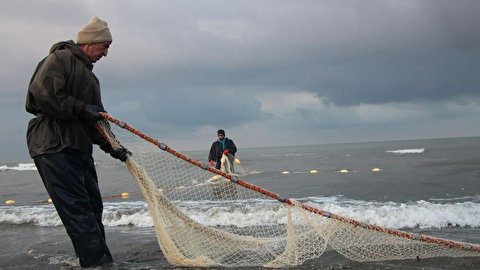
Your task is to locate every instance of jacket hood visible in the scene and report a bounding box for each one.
[49,40,92,69]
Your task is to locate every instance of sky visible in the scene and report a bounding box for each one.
[1,0,479,162]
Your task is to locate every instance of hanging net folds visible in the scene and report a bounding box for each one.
[97,114,480,268]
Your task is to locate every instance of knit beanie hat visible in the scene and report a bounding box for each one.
[76,16,112,45]
[217,129,225,136]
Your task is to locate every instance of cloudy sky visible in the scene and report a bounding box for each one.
[1,0,479,161]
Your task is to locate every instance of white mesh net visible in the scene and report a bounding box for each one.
[97,116,480,268]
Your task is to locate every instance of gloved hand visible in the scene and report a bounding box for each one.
[209,160,215,167]
[110,147,130,162]
[81,104,105,122]
[100,143,131,162]
[223,149,229,155]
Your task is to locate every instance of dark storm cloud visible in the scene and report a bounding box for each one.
[1,0,479,161]
[98,1,480,107]
[102,86,262,134]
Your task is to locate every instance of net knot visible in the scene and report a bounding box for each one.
[230,176,239,183]
[159,143,168,150]
[411,234,422,240]
[359,222,370,229]
[323,211,332,218]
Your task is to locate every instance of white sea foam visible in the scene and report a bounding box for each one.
[0,163,37,171]
[0,161,123,171]
[310,198,480,229]
[47,256,79,267]
[0,205,62,226]
[1,198,479,230]
[102,202,154,227]
[386,148,425,154]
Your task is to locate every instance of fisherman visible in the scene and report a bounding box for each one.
[25,17,129,268]
[208,129,237,173]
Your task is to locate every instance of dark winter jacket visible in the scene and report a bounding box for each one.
[26,40,105,157]
[208,138,237,164]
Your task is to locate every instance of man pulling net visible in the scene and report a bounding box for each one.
[208,129,237,173]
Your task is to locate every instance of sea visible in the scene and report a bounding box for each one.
[1,136,480,269]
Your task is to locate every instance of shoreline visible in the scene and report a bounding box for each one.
[2,224,480,269]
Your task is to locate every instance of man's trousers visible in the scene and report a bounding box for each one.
[34,148,113,268]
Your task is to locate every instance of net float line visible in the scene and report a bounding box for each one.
[98,112,480,254]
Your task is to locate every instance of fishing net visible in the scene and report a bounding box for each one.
[97,114,480,268]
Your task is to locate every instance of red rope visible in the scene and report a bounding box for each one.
[99,112,480,254]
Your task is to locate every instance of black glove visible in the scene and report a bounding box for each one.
[81,104,105,122]
[100,143,131,162]
[110,147,130,162]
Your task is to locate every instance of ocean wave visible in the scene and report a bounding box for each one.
[0,163,37,171]
[386,148,425,154]
[0,205,62,226]
[1,198,479,230]
[308,197,480,229]
[0,161,124,171]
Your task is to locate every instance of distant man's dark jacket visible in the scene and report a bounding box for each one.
[208,138,237,166]
[26,40,104,157]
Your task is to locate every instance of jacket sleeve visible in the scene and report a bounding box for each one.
[208,142,216,161]
[27,52,85,119]
[228,139,237,155]
[89,122,110,147]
